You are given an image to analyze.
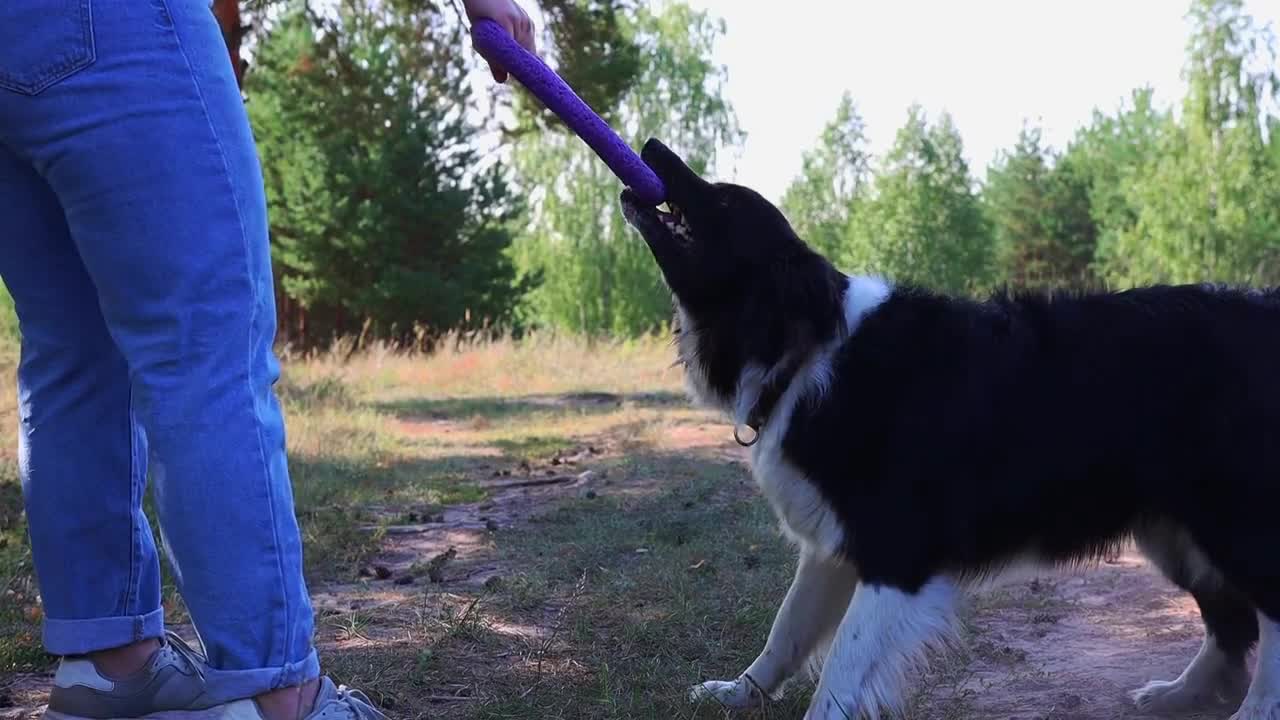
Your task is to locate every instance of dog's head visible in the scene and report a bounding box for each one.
[620,138,849,417]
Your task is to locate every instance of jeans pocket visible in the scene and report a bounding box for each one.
[0,0,96,96]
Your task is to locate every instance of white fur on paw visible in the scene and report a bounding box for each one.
[1132,666,1251,712]
[802,688,859,720]
[689,677,760,709]
[1132,679,1213,712]
[1229,696,1280,720]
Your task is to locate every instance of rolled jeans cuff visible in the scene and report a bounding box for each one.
[204,649,322,703]
[43,607,166,656]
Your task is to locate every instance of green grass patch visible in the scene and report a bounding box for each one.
[468,465,812,720]
[489,434,575,463]
[0,282,17,345]
[0,467,49,673]
[0,332,757,716]
[317,444,817,720]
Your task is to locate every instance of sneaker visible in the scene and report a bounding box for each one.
[44,632,230,720]
[44,633,385,720]
[301,678,386,720]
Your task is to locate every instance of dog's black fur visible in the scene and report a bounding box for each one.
[621,138,1279,717]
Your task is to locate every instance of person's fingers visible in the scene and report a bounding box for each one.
[475,15,518,83]
[515,8,537,55]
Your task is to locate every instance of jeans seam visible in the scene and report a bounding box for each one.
[159,0,292,673]
[124,385,140,615]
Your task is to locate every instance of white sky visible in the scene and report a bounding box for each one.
[673,0,1279,202]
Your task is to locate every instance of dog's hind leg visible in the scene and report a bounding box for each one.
[689,549,857,709]
[1132,524,1256,712]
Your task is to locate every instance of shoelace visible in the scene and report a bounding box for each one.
[161,632,210,684]
[146,634,385,720]
[323,685,388,720]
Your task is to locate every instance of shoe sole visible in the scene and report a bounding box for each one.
[44,699,261,720]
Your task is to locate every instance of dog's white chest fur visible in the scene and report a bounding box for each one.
[746,275,891,559]
[752,428,846,556]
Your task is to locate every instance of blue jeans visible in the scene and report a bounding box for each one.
[0,0,319,702]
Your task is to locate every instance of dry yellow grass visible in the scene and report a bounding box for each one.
[280,331,684,402]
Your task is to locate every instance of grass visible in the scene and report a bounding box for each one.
[0,330,44,674]
[0,283,15,345]
[442,465,813,720]
[0,328,975,718]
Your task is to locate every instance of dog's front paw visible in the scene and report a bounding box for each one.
[689,677,760,709]
[1132,679,1210,712]
[1131,666,1250,712]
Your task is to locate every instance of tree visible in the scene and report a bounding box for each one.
[1040,147,1100,285]
[779,92,872,262]
[227,0,642,111]
[1100,0,1280,286]
[1058,87,1171,285]
[511,0,643,135]
[844,105,995,295]
[247,0,526,349]
[984,124,1096,289]
[510,2,743,336]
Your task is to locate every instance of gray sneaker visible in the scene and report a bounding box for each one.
[44,632,241,720]
[302,678,386,720]
[43,633,385,720]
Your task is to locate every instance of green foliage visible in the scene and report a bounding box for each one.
[246,0,526,348]
[779,92,872,261]
[510,2,743,336]
[983,124,1096,289]
[843,105,995,295]
[512,0,643,135]
[1065,87,1172,250]
[0,282,16,345]
[975,0,1280,291]
[231,0,1280,344]
[1097,0,1280,286]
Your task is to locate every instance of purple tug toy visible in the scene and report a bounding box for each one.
[471,18,667,207]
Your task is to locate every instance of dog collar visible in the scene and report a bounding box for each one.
[735,358,801,447]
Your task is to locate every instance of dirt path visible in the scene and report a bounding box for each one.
[0,416,1236,720]
[327,415,1227,719]
[913,547,1230,720]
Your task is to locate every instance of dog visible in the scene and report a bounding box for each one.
[619,138,1280,720]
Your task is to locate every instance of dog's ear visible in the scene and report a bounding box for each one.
[729,248,845,377]
[777,250,848,351]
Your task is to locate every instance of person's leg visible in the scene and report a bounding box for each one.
[0,0,321,708]
[0,143,164,660]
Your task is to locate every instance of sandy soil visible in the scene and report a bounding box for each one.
[912,547,1236,720]
[0,417,1249,720]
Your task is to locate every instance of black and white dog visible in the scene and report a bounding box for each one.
[620,138,1280,720]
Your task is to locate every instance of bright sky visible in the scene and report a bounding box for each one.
[676,0,1279,203]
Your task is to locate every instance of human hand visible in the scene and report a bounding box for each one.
[464,0,537,83]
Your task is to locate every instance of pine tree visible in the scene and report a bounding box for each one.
[510,2,743,336]
[845,106,995,295]
[984,124,1096,289]
[1061,87,1171,285]
[1104,0,1280,286]
[780,92,871,263]
[247,0,526,349]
